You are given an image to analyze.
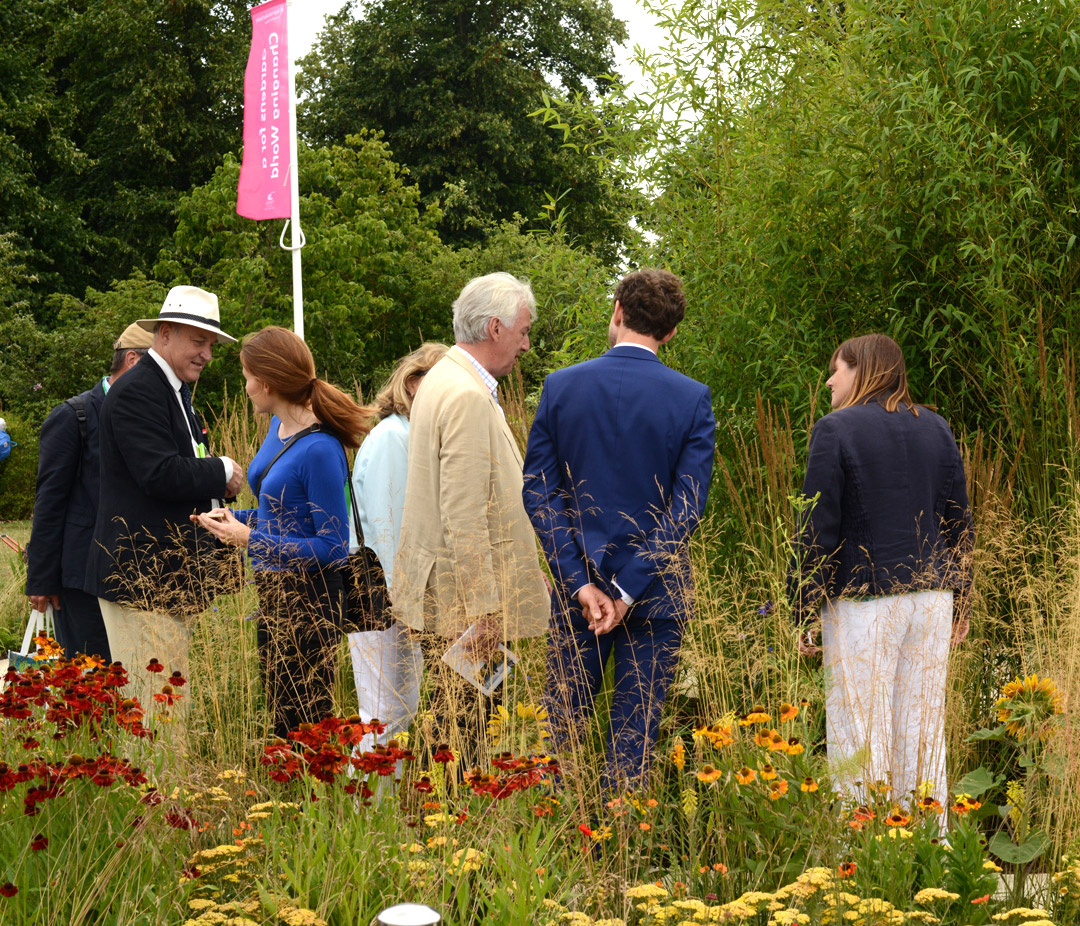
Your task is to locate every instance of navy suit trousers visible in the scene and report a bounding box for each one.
[544,590,684,790]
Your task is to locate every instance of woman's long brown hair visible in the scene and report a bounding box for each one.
[240,325,371,448]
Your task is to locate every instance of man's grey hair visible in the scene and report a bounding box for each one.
[452,272,537,344]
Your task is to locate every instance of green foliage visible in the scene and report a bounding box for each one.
[155,136,456,403]
[0,410,40,520]
[0,276,165,424]
[0,0,250,318]
[298,0,634,261]
[536,0,1080,513]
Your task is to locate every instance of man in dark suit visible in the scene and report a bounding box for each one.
[25,323,154,660]
[87,286,242,696]
[523,269,715,788]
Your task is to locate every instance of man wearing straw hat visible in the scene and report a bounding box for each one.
[87,286,243,694]
[25,322,154,661]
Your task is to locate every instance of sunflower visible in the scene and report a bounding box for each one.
[995,674,1064,741]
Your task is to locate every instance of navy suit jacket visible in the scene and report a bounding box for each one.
[523,345,716,618]
[26,380,105,596]
[87,354,230,613]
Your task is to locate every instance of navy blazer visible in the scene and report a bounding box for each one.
[788,400,973,623]
[26,380,105,596]
[523,345,716,615]
[87,354,230,613]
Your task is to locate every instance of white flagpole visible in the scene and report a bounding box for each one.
[285,0,304,339]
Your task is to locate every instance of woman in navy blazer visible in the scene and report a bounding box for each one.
[196,326,369,740]
[790,334,972,812]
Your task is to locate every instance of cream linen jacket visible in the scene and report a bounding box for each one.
[393,348,549,638]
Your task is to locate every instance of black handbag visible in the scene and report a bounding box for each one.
[341,484,393,633]
[251,423,392,632]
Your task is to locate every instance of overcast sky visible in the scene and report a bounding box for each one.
[287,0,665,92]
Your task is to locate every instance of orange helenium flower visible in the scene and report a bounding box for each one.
[779,703,799,722]
[736,767,756,785]
[768,779,789,799]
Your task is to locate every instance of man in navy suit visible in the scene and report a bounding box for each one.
[523,269,715,788]
[25,323,153,660]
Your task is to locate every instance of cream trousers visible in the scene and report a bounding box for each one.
[821,589,952,809]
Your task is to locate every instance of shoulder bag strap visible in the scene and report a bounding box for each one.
[253,423,321,498]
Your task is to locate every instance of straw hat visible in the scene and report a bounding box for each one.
[135,286,237,344]
[113,322,156,351]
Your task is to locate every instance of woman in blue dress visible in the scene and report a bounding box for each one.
[196,325,368,740]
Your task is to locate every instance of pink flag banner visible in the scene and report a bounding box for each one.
[237,0,291,220]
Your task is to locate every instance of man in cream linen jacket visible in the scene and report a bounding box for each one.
[394,272,549,765]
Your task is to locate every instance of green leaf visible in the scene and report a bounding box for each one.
[988,829,1051,865]
[966,726,1008,743]
[951,767,1003,799]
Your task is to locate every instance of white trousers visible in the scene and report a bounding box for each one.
[347,623,422,752]
[821,590,952,809]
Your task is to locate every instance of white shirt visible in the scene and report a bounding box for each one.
[147,348,232,484]
[452,344,499,403]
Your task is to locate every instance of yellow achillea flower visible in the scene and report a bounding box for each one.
[995,674,1064,741]
[771,911,810,925]
[779,703,799,722]
[990,908,1051,923]
[671,741,686,771]
[278,909,327,926]
[740,706,771,726]
[697,764,723,783]
[914,888,960,905]
[801,777,818,792]
[448,847,485,872]
[737,767,757,785]
[626,883,670,900]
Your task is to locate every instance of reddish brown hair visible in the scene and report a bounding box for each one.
[240,326,371,448]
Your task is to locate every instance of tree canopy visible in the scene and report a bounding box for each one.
[0,0,249,319]
[297,0,633,260]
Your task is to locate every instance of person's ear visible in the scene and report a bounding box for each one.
[659,325,677,345]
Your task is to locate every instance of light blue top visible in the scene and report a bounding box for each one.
[349,413,409,589]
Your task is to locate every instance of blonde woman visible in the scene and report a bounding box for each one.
[789,334,972,811]
[348,343,449,749]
